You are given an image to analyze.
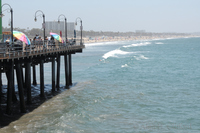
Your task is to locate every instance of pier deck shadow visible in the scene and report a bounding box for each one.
[0,84,71,128]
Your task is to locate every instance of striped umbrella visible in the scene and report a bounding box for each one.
[13,30,31,45]
[50,32,63,43]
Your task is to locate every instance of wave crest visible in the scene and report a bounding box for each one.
[123,42,151,48]
[134,55,149,60]
[102,49,133,59]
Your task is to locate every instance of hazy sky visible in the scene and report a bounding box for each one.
[2,0,200,33]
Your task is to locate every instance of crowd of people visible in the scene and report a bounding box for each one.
[2,33,79,52]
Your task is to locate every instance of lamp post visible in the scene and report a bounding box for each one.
[58,14,67,44]
[75,17,83,45]
[34,10,45,46]
[0,3,13,45]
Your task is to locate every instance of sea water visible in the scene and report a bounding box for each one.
[0,37,200,133]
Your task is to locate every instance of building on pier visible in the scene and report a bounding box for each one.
[45,21,75,38]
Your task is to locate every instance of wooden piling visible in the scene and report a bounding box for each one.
[25,61,32,104]
[0,68,2,87]
[64,53,69,89]
[6,70,17,103]
[52,57,55,92]
[6,60,14,115]
[56,55,60,90]
[0,67,2,106]
[12,71,18,103]
[20,65,25,88]
[15,62,26,113]
[32,65,37,85]
[69,54,72,85]
[40,59,45,97]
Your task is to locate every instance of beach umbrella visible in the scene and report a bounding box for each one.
[13,30,31,45]
[50,32,63,43]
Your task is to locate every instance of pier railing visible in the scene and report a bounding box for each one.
[0,38,85,59]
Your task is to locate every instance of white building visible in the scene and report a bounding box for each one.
[45,21,75,37]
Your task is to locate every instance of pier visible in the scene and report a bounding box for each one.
[0,40,85,116]
[0,1,86,127]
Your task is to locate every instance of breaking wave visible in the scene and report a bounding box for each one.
[121,64,128,68]
[102,49,133,59]
[134,55,149,60]
[123,42,151,48]
[155,42,164,44]
[85,41,120,47]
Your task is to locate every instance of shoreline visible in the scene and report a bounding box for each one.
[83,35,200,44]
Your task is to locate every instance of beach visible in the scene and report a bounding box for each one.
[83,34,198,44]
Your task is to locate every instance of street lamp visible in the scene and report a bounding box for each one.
[34,10,45,46]
[75,17,83,45]
[58,14,67,44]
[0,3,13,45]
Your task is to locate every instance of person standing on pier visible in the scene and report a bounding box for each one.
[5,37,10,44]
[50,35,55,47]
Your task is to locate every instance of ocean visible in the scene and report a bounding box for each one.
[1,37,200,133]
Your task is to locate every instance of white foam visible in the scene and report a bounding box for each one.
[123,42,151,48]
[85,41,120,47]
[155,42,164,44]
[102,49,133,59]
[121,64,128,68]
[152,38,163,41]
[134,55,149,60]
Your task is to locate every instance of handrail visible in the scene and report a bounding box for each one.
[0,39,84,59]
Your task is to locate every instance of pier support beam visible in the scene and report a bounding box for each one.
[69,54,72,85]
[64,53,69,89]
[25,60,32,104]
[0,68,2,87]
[52,57,55,92]
[6,71,17,103]
[0,67,2,107]
[21,65,25,88]
[12,71,18,103]
[6,60,14,115]
[56,55,60,90]
[40,59,45,97]
[32,65,37,85]
[16,62,26,113]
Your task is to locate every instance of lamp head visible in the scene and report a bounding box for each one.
[75,22,77,26]
[34,17,37,22]
[58,20,60,23]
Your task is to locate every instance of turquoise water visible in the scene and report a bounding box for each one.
[1,37,200,133]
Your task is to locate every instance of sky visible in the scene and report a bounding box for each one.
[1,0,200,33]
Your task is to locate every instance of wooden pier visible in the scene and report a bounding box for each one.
[0,40,85,115]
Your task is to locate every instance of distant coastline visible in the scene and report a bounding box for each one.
[83,35,200,44]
